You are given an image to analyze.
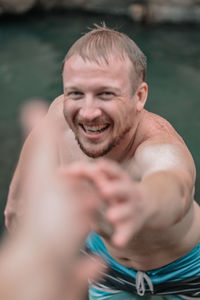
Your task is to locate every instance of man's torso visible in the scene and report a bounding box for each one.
[38,96,200,270]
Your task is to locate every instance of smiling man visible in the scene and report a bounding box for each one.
[62,53,144,160]
[5,25,200,299]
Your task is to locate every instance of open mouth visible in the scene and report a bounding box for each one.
[79,123,110,135]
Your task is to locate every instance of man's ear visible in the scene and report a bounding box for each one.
[135,82,148,112]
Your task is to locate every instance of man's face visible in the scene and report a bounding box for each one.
[63,55,139,158]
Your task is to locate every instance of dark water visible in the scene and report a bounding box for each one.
[0,11,200,234]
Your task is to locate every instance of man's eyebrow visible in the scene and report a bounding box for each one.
[64,86,121,93]
[64,86,80,93]
[97,86,121,92]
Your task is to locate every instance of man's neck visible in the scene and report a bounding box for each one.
[105,113,143,163]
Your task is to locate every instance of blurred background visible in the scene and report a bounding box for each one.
[0,0,200,238]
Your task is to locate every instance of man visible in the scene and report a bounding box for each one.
[5,25,200,299]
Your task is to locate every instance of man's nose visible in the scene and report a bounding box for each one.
[79,97,102,121]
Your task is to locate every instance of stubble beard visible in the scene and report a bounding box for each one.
[75,126,132,158]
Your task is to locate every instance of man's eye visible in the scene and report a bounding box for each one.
[98,92,114,100]
[68,92,83,99]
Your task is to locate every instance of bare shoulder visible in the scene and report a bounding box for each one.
[141,110,185,142]
[47,94,66,125]
[41,94,71,136]
[128,110,196,181]
[48,94,64,110]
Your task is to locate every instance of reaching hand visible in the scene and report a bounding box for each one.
[0,100,105,300]
[60,159,148,248]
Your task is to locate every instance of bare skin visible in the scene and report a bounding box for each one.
[0,102,104,300]
[5,54,200,272]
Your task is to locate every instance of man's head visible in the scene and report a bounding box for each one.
[62,25,148,159]
[63,24,147,93]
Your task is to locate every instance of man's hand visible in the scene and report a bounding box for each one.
[63,159,148,248]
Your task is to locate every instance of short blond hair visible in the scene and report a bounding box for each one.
[62,25,147,92]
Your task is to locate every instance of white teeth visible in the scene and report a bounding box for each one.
[82,124,109,133]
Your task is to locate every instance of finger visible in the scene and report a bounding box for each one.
[20,99,49,138]
[95,159,127,180]
[106,203,133,223]
[94,180,129,204]
[60,162,107,183]
[111,222,134,248]
[60,163,97,184]
[59,170,102,216]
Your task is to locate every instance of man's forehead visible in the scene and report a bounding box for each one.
[63,54,132,72]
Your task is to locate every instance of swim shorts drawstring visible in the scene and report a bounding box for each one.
[136,271,154,296]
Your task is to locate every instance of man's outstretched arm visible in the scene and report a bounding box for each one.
[66,141,196,247]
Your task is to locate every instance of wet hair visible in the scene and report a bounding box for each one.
[62,24,147,92]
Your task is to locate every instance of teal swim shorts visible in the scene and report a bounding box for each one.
[85,232,200,299]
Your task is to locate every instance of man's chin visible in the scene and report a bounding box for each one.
[78,145,107,158]
[77,139,113,158]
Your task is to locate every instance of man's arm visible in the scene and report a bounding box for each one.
[119,142,195,246]
[131,141,196,229]
[69,140,196,247]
